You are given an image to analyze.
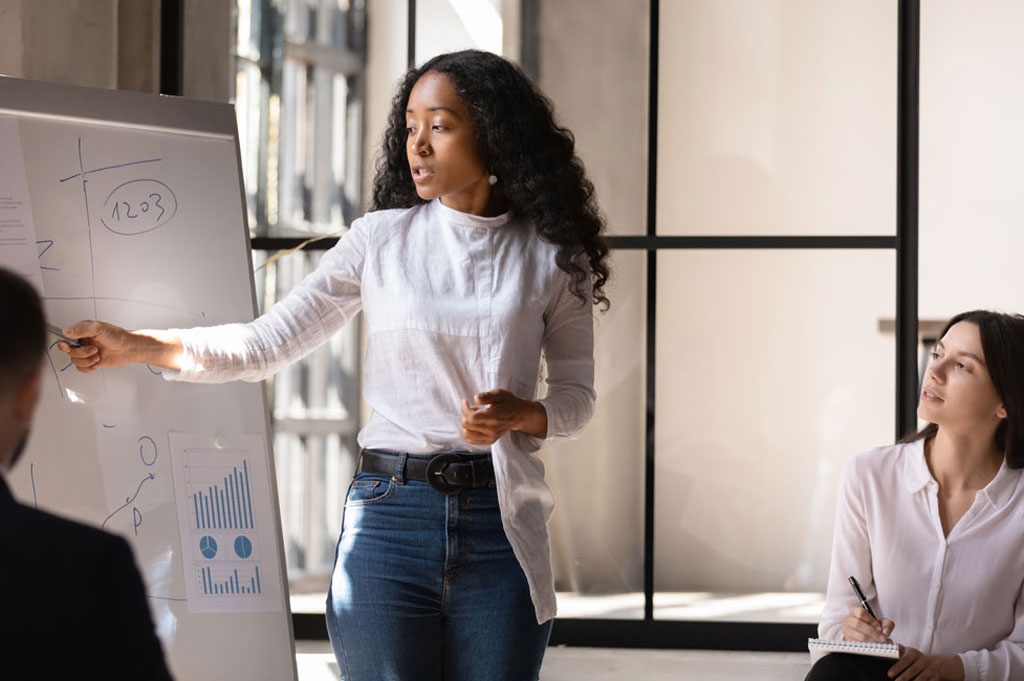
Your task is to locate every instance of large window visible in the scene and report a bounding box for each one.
[513,0,911,647]
[233,0,366,602]
[232,0,940,650]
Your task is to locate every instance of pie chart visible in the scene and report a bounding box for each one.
[199,535,217,559]
[234,535,253,559]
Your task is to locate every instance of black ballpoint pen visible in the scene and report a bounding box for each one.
[848,575,878,621]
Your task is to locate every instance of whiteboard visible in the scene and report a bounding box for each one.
[0,76,297,681]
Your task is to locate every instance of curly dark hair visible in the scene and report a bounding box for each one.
[371,49,610,309]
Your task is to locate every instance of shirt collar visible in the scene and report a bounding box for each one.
[431,198,510,229]
[979,457,1022,509]
[901,438,932,494]
[901,437,1022,509]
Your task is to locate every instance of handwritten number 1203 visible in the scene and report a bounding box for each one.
[111,193,165,222]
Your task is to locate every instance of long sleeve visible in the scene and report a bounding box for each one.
[958,586,1024,681]
[819,457,875,640]
[166,217,368,383]
[536,269,596,443]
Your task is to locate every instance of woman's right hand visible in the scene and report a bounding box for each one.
[58,320,150,372]
[842,607,895,643]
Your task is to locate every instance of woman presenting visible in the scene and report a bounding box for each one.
[808,310,1024,681]
[59,50,610,681]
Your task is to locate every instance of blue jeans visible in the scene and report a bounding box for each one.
[325,454,553,681]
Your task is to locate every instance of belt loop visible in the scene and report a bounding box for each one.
[393,452,408,485]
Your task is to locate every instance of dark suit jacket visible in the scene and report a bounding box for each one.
[0,476,173,680]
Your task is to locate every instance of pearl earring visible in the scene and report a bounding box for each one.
[488,174,498,186]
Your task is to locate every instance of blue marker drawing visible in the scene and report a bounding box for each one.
[76,138,99,323]
[30,463,38,509]
[101,472,155,529]
[138,436,158,466]
[59,157,161,183]
[132,506,143,536]
[100,178,178,236]
[36,240,59,271]
[146,364,163,376]
[42,295,204,320]
[102,424,117,429]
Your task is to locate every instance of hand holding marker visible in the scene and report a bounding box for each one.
[46,322,83,348]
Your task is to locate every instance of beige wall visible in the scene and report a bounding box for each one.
[536,0,649,237]
[657,0,896,237]
[0,0,229,102]
[183,0,231,102]
[920,0,1024,319]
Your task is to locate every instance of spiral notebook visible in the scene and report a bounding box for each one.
[807,638,901,663]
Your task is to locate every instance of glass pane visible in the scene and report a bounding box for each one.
[234,0,264,63]
[544,250,646,619]
[252,249,362,609]
[285,0,345,46]
[654,250,895,623]
[533,0,649,236]
[415,0,506,63]
[657,1,896,236]
[278,61,355,235]
[234,61,264,233]
[920,1,1024,319]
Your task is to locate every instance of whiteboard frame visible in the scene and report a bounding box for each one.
[0,74,298,680]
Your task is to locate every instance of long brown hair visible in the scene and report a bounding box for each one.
[900,310,1024,468]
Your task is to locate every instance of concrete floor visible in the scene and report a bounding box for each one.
[295,641,813,681]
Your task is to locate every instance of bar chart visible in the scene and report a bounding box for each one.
[198,564,263,596]
[189,458,254,530]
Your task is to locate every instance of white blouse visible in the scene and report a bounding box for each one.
[165,198,596,623]
[819,439,1024,681]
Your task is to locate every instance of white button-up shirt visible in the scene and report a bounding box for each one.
[166,198,596,623]
[819,439,1024,681]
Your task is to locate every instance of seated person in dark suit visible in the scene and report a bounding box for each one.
[0,268,173,681]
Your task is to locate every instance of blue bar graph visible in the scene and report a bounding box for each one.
[199,565,263,596]
[191,463,255,530]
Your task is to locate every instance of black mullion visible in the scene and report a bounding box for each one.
[643,0,659,623]
[160,0,185,96]
[896,0,920,439]
[608,235,897,249]
[250,235,898,252]
[549,619,817,652]
[290,612,821,650]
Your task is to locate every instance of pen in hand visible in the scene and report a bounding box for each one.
[848,575,894,643]
[848,575,877,620]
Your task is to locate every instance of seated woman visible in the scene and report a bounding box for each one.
[807,310,1024,681]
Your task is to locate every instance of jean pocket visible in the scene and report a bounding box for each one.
[344,476,396,508]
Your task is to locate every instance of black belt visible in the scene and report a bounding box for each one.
[357,449,494,495]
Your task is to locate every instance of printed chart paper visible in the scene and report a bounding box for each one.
[0,116,44,292]
[169,432,284,613]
